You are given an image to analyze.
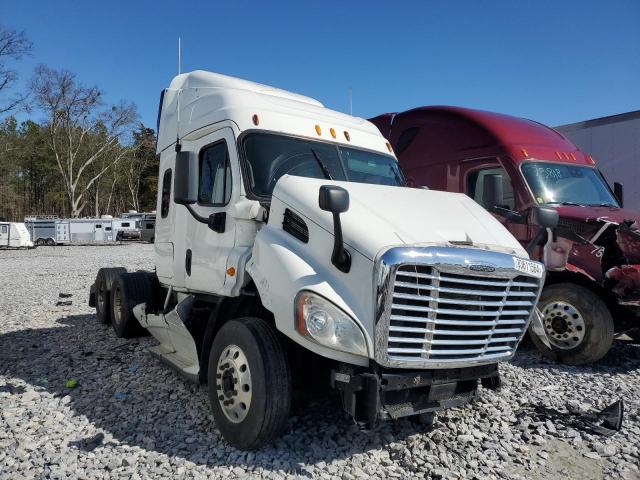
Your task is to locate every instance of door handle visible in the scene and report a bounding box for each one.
[185,249,192,276]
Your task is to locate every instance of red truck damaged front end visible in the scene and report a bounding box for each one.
[370,106,640,364]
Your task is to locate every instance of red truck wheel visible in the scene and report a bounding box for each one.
[530,283,613,365]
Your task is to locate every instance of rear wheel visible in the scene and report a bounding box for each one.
[207,317,291,450]
[530,283,613,365]
[95,267,127,324]
[110,272,151,338]
[45,238,55,246]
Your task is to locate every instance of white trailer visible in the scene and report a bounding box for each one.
[89,70,556,450]
[55,218,114,244]
[0,222,34,249]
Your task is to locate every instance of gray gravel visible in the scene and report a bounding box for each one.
[1,244,639,480]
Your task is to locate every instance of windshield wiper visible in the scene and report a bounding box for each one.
[311,149,333,180]
[587,203,617,208]
[546,201,582,206]
[388,165,404,186]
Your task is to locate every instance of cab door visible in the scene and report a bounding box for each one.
[182,127,238,294]
[461,159,529,246]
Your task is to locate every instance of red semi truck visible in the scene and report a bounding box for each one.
[371,106,640,365]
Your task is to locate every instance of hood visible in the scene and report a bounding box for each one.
[272,175,527,260]
[556,205,640,225]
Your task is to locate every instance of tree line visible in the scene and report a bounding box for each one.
[0,24,158,221]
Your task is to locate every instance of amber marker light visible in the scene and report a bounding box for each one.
[344,131,350,141]
[315,124,322,136]
[252,114,259,126]
[330,128,336,139]
[226,267,236,277]
[521,148,528,158]
[386,142,393,152]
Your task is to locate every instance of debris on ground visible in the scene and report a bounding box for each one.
[1,244,639,479]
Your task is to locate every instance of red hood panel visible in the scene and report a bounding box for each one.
[556,205,640,225]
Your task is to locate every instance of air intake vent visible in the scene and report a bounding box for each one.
[283,208,309,243]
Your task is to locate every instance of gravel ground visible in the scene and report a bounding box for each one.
[1,244,639,480]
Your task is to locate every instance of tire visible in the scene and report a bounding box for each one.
[530,283,614,365]
[94,267,127,324]
[207,317,291,450]
[45,238,55,246]
[110,271,151,338]
[35,239,44,246]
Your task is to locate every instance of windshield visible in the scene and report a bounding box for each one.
[521,162,619,207]
[242,132,405,198]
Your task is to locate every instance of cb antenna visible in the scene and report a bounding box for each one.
[348,87,353,115]
[178,37,182,75]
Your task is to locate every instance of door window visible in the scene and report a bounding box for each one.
[199,141,232,206]
[161,168,172,218]
[1,225,7,234]
[467,167,515,210]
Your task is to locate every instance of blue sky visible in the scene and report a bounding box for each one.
[2,0,639,129]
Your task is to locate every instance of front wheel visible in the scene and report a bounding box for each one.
[207,317,291,450]
[529,283,614,365]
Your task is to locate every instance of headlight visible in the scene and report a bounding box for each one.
[295,291,368,357]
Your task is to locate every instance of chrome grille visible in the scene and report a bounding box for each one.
[374,247,544,368]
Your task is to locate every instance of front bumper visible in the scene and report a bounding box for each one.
[330,363,500,427]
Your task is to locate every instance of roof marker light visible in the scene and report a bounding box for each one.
[315,124,322,136]
[252,114,259,126]
[344,131,350,141]
[521,148,528,158]
[386,142,393,152]
[555,151,563,160]
[330,127,336,139]
[570,152,577,161]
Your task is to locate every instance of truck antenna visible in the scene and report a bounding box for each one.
[178,37,182,75]
[348,87,353,115]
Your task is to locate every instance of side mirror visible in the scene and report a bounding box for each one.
[526,205,559,255]
[531,205,559,229]
[614,182,624,207]
[319,185,349,213]
[174,151,199,205]
[319,185,351,273]
[482,174,504,210]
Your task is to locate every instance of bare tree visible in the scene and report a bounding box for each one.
[31,65,137,217]
[0,25,33,114]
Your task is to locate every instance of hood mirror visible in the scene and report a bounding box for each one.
[319,185,351,273]
[526,205,559,255]
[531,205,559,229]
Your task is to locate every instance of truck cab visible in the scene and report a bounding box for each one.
[371,106,640,365]
[90,73,547,450]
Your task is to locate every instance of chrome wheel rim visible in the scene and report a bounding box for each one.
[216,344,252,423]
[541,301,585,350]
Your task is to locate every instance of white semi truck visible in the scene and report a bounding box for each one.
[89,71,556,450]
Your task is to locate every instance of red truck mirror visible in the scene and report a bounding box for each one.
[482,174,504,210]
[614,182,624,208]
